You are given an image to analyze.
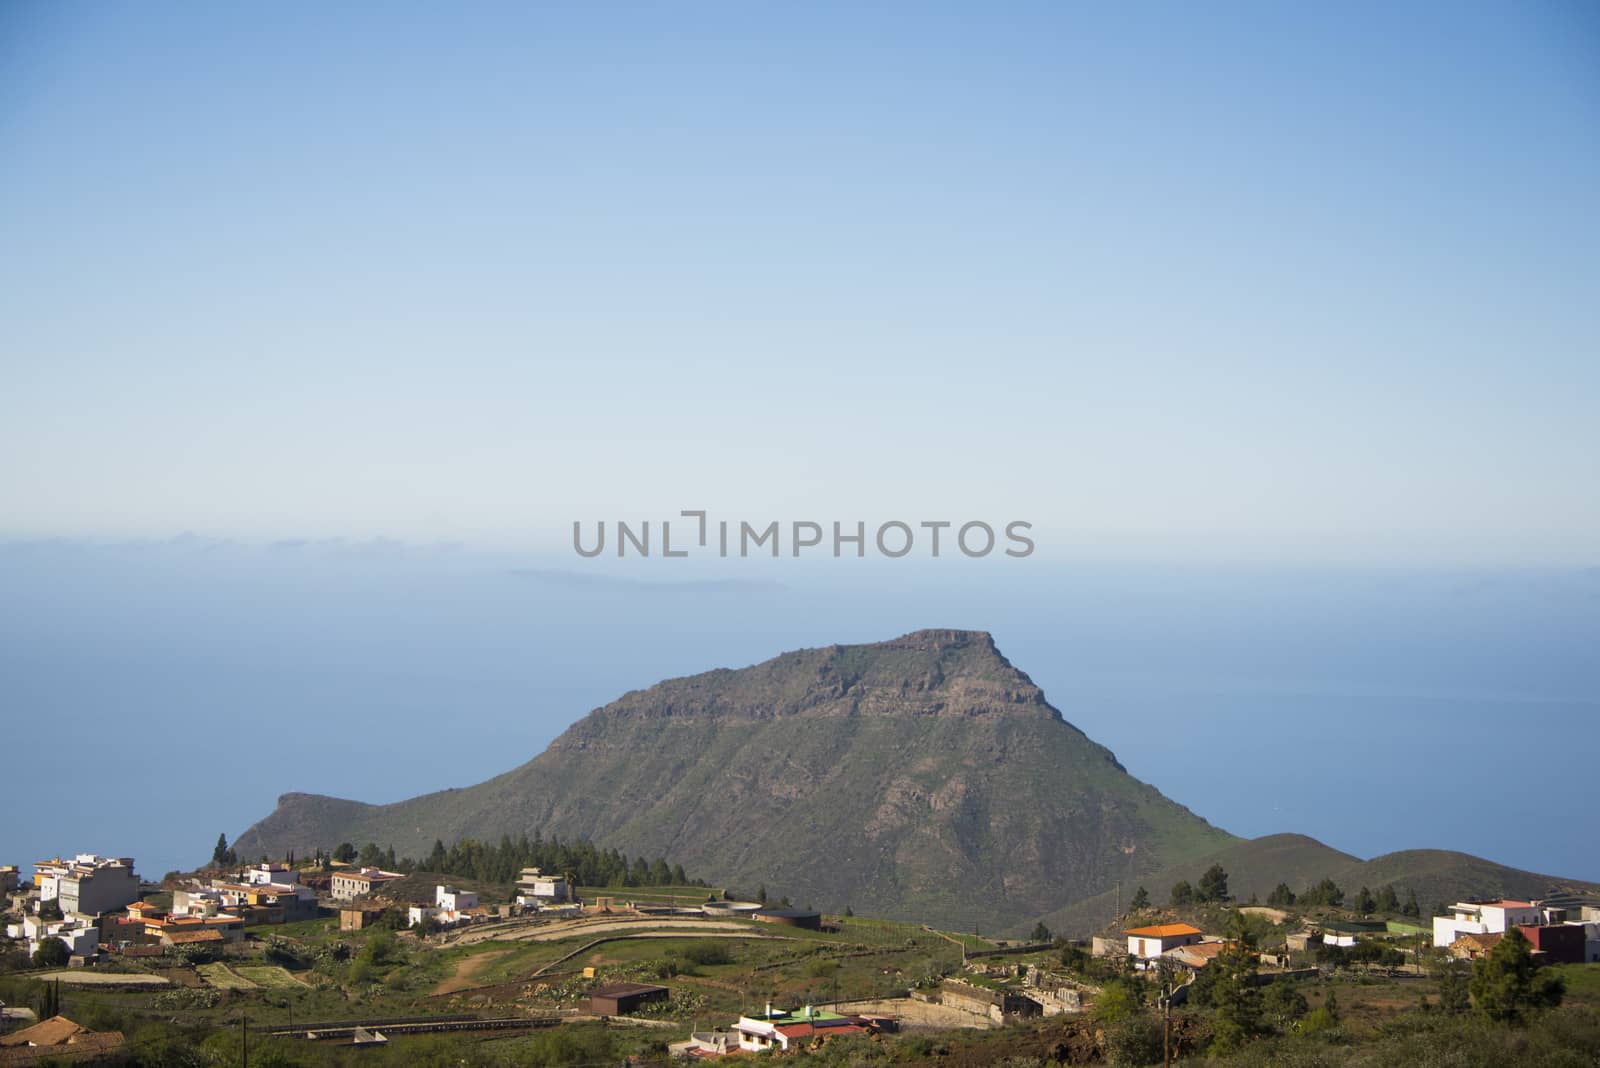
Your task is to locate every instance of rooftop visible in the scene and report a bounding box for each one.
[1125,923,1202,938]
[588,982,669,999]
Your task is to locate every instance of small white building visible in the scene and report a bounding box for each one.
[8,914,100,960]
[1433,900,1543,948]
[1123,923,1204,961]
[243,863,299,886]
[408,885,481,929]
[172,887,227,918]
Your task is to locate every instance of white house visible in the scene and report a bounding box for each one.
[1433,900,1543,948]
[172,887,227,918]
[515,868,572,907]
[1123,923,1204,961]
[8,914,100,959]
[733,1006,868,1053]
[330,868,404,902]
[32,856,139,917]
[243,863,299,886]
[408,885,481,929]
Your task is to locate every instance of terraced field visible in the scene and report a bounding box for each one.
[234,965,310,989]
[197,962,257,990]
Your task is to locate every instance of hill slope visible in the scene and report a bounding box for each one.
[1042,835,1600,936]
[233,629,1237,930]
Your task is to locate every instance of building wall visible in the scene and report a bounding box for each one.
[1519,924,1586,965]
[60,865,139,917]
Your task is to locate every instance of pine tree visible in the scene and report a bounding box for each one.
[211,834,230,868]
[1469,927,1564,1023]
[1129,886,1150,911]
[1197,864,1229,902]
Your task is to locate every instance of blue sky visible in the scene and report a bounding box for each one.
[2,2,1596,562]
[2,7,1599,891]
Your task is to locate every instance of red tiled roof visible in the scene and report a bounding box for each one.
[775,1023,867,1040]
[0,1016,85,1047]
[1125,923,1202,938]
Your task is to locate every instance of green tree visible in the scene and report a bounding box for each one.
[32,937,69,968]
[1469,926,1564,1023]
[1402,889,1421,918]
[1197,863,1229,902]
[1266,882,1296,907]
[1207,940,1264,1052]
[1261,976,1308,1029]
[333,842,357,863]
[211,833,230,867]
[1377,884,1400,914]
[1301,878,1343,907]
[357,842,383,867]
[1092,977,1140,1024]
[1432,957,1471,1015]
[1030,922,1052,943]
[1169,880,1195,906]
[1354,886,1376,916]
[1129,885,1150,911]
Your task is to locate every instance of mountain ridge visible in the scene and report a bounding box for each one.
[234,629,1229,929]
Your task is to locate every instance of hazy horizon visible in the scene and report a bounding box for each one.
[3,538,1595,888]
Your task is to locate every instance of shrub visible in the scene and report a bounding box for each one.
[1105,1014,1163,1066]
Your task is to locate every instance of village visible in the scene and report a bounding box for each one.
[2,848,1599,1064]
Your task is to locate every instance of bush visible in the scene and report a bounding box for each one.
[1105,1014,1163,1066]
[1093,978,1141,1024]
[31,937,69,968]
[681,940,731,966]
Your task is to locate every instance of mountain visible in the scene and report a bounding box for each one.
[235,628,1600,933]
[233,629,1238,930]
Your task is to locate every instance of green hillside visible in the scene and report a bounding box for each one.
[1041,835,1600,936]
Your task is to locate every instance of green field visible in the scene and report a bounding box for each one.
[1547,962,1600,1006]
[196,962,257,990]
[577,884,723,906]
[234,965,308,989]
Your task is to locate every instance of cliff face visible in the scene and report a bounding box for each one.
[233,629,1236,930]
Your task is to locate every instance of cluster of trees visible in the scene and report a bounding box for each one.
[367,834,704,890]
[1169,863,1230,906]
[207,830,709,890]
[1264,878,1422,917]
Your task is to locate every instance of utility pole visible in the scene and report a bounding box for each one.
[240,1012,248,1068]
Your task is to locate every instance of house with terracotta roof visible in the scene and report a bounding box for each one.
[161,927,226,949]
[733,1005,872,1053]
[0,1015,125,1065]
[1448,931,1503,960]
[1433,900,1543,948]
[1164,940,1246,970]
[1124,922,1204,961]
